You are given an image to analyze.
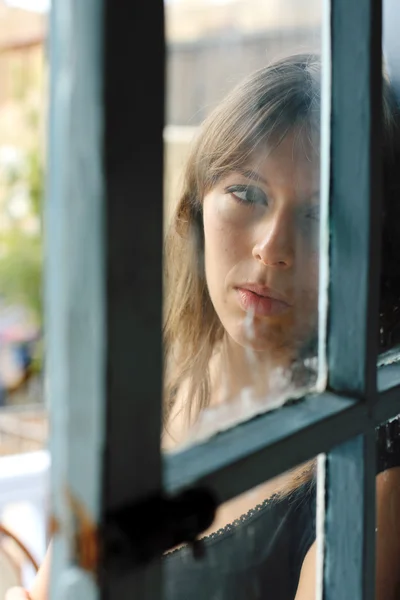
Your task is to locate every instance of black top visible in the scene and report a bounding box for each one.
[164,418,400,600]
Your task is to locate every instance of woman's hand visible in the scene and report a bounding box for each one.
[5,543,51,600]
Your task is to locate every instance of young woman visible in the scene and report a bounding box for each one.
[7,54,400,600]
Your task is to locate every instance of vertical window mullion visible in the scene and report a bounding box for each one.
[323,0,382,599]
[328,3,382,398]
[323,433,376,600]
[101,1,165,599]
[47,1,105,598]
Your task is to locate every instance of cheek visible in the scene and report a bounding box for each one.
[306,252,319,290]
[203,199,246,279]
[295,235,319,283]
[293,245,319,317]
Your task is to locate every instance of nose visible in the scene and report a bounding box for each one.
[252,211,295,269]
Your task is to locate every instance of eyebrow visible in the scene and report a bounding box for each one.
[236,168,320,201]
[236,167,269,186]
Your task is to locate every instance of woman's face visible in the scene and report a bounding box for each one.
[203,130,320,358]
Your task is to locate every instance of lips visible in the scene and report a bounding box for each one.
[235,284,291,317]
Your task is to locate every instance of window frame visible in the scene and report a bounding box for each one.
[46,0,400,599]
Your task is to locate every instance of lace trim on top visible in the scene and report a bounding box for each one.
[163,492,282,560]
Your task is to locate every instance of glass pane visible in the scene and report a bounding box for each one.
[380,1,400,366]
[164,458,322,600]
[163,3,324,596]
[377,58,400,364]
[376,417,400,598]
[163,0,323,449]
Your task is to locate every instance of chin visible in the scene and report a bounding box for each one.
[228,319,292,354]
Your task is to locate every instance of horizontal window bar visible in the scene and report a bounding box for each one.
[164,362,400,505]
[378,360,400,391]
[375,361,400,423]
[164,393,368,502]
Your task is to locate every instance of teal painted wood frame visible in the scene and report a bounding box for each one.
[100,0,165,597]
[46,0,164,598]
[324,0,382,597]
[46,0,400,598]
[47,1,107,599]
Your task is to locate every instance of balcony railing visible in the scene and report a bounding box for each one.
[0,404,49,588]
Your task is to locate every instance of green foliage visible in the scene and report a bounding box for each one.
[0,227,42,321]
[26,146,44,221]
[0,126,44,325]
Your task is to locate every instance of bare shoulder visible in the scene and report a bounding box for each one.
[376,466,400,600]
[295,468,400,600]
[294,541,316,600]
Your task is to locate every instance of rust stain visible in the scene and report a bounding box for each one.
[65,488,100,576]
[48,514,61,538]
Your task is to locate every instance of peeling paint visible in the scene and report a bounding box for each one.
[48,514,61,537]
[66,489,99,575]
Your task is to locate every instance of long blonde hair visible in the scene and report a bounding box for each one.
[164,55,320,425]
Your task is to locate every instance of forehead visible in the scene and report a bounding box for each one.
[242,129,320,193]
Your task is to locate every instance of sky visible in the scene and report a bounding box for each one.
[5,0,50,12]
[4,0,235,11]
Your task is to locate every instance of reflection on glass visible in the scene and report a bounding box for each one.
[372,48,400,596]
[378,62,400,365]
[375,77,400,597]
[164,461,319,600]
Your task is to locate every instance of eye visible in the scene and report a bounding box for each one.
[225,184,268,206]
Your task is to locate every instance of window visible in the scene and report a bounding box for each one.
[46,1,400,599]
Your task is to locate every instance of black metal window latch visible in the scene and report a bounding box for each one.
[103,487,217,573]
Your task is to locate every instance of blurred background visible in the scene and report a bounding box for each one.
[0,0,320,591]
[0,2,47,594]
[164,0,320,224]
[0,0,46,448]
